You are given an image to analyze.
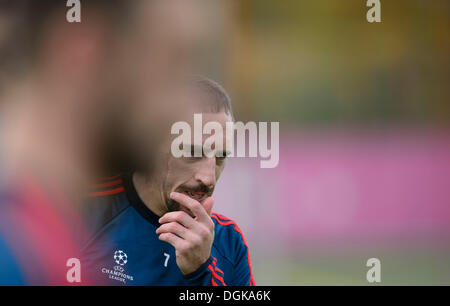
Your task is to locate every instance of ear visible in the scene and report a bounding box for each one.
[202,197,214,216]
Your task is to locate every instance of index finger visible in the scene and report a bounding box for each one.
[170,192,210,223]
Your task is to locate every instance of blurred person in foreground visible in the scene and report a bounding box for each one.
[0,0,207,285]
[81,77,255,285]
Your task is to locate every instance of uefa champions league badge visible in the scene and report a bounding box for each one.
[101,250,134,284]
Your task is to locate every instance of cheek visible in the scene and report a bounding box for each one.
[176,162,197,179]
[166,160,197,187]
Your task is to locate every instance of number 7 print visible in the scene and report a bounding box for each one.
[163,253,170,267]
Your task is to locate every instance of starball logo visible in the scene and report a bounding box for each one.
[171,114,280,169]
[114,250,128,266]
[100,250,134,284]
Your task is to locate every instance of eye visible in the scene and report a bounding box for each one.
[179,145,203,161]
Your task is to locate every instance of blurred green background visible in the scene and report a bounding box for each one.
[220,0,450,126]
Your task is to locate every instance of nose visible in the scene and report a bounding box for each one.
[194,157,216,189]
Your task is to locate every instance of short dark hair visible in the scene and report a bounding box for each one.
[190,76,234,120]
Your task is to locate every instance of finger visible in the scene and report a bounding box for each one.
[170,192,209,223]
[159,211,196,228]
[156,221,190,239]
[158,232,185,249]
[203,197,214,216]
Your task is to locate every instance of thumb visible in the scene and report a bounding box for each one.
[202,197,214,216]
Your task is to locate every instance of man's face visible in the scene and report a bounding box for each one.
[163,111,233,214]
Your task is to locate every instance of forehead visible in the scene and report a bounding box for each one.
[166,111,233,151]
[200,112,232,124]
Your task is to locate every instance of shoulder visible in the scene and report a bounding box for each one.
[211,212,244,236]
[211,212,250,261]
[81,174,131,244]
[86,174,126,199]
[83,174,129,212]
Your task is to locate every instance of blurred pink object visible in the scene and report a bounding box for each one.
[214,128,450,245]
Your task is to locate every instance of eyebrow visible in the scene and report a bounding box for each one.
[183,144,230,158]
[183,144,203,157]
[216,150,231,158]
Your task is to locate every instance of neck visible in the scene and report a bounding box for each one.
[132,172,167,217]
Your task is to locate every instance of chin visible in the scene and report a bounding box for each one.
[166,198,180,212]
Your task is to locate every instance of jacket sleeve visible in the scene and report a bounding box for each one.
[182,256,228,286]
[183,221,255,286]
[229,224,255,286]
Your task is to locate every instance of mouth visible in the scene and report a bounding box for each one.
[182,190,207,202]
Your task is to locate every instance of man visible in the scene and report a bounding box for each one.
[0,0,207,284]
[81,77,255,286]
